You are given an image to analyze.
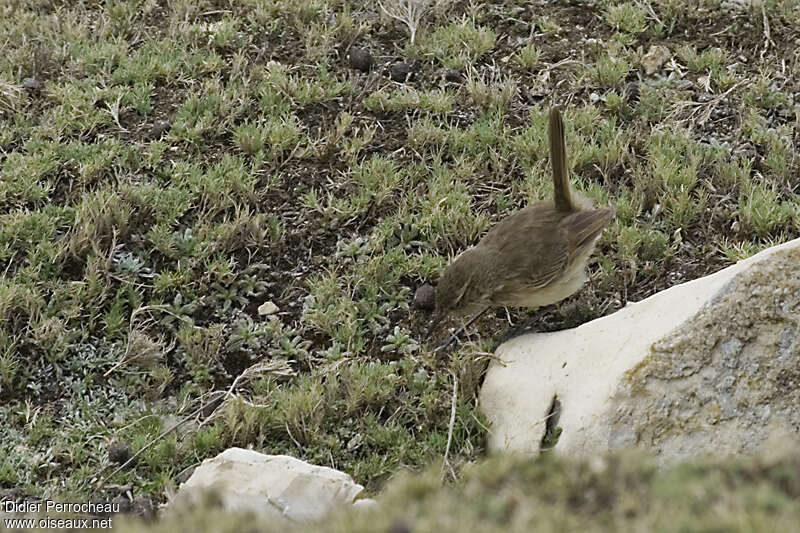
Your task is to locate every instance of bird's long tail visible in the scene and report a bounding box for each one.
[548,108,574,212]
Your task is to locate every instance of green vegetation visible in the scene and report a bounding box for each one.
[117,449,800,532]
[0,0,798,527]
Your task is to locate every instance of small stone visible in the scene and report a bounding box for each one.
[170,448,365,522]
[348,47,372,72]
[108,441,131,465]
[589,92,600,103]
[22,77,40,90]
[641,44,671,75]
[151,120,171,138]
[444,69,463,83]
[258,301,279,316]
[414,284,435,311]
[390,62,413,82]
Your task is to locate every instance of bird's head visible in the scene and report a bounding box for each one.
[425,249,490,341]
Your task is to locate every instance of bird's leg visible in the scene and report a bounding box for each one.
[434,306,490,352]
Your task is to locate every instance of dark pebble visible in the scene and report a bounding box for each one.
[348,47,373,72]
[444,70,463,83]
[108,441,131,465]
[414,284,435,311]
[390,62,413,82]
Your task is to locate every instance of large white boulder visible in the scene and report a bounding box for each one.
[169,448,368,522]
[480,238,800,462]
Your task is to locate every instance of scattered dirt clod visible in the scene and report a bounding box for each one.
[348,47,373,72]
[108,441,131,465]
[390,62,413,82]
[414,284,436,311]
[444,69,464,83]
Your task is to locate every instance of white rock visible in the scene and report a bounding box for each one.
[480,238,800,463]
[170,448,366,522]
[258,301,279,316]
[352,498,378,509]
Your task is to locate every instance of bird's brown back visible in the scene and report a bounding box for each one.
[474,203,614,308]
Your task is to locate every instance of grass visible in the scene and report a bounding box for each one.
[0,0,799,526]
[114,448,800,532]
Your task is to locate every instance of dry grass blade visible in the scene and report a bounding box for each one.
[378,0,433,45]
[0,80,22,111]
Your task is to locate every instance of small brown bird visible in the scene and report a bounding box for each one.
[429,108,616,348]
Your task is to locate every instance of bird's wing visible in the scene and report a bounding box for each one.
[486,207,570,290]
[562,207,616,258]
[522,243,569,289]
